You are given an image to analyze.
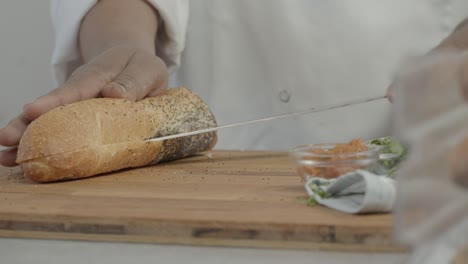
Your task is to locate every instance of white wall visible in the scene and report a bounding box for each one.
[0,0,54,128]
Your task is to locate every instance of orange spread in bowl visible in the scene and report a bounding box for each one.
[299,139,371,179]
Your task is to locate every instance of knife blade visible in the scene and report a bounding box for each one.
[146,95,387,142]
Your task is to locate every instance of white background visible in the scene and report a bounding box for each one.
[0,0,54,129]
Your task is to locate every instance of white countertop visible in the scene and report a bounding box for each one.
[0,238,406,264]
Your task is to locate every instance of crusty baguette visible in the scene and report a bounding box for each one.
[16,87,217,182]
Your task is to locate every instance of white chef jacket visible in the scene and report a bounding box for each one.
[49,0,468,150]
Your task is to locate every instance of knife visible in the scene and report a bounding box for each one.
[146,95,387,142]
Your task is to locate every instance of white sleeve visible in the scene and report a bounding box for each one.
[49,0,189,86]
[148,0,189,72]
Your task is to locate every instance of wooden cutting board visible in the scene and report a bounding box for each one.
[0,151,403,252]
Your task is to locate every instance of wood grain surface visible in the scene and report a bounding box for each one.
[0,151,403,252]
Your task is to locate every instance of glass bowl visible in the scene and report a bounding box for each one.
[289,143,399,181]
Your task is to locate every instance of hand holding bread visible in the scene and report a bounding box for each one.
[0,44,169,167]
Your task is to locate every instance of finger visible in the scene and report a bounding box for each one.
[23,47,134,121]
[102,52,168,101]
[386,84,394,103]
[459,56,468,101]
[0,147,18,167]
[448,136,468,187]
[0,114,30,147]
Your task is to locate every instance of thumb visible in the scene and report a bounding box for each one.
[448,136,468,188]
[386,83,394,103]
[101,52,168,102]
[459,56,468,101]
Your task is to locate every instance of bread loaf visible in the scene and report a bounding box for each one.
[16,87,217,182]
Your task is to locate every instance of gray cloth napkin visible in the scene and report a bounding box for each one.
[304,170,396,214]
